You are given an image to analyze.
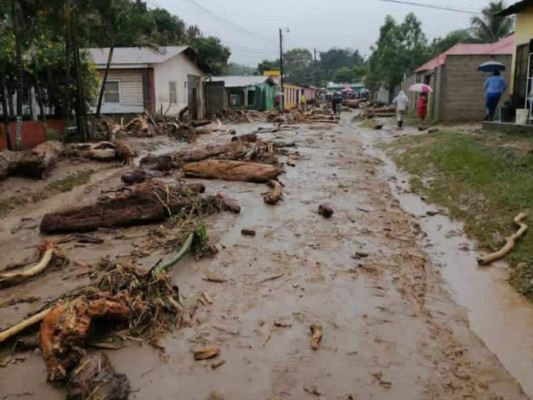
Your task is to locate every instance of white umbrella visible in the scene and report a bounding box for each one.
[408,83,433,93]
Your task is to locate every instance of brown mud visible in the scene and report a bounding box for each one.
[0,117,531,399]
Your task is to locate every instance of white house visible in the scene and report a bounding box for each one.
[86,46,211,118]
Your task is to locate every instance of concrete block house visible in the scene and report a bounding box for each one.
[87,46,211,119]
[401,36,513,122]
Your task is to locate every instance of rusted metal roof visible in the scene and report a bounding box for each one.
[416,35,514,72]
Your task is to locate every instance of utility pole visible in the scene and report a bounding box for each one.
[313,48,318,88]
[279,28,285,110]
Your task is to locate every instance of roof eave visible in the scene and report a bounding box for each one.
[497,0,533,16]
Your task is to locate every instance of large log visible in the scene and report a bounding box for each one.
[173,142,244,165]
[63,141,135,162]
[15,141,63,179]
[183,160,283,183]
[0,150,22,180]
[39,182,207,234]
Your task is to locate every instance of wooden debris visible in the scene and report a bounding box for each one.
[255,273,285,284]
[216,194,241,214]
[183,160,283,183]
[477,213,528,266]
[263,180,283,205]
[202,291,214,304]
[210,359,226,369]
[16,141,63,179]
[310,324,323,350]
[204,273,227,283]
[67,353,129,400]
[64,141,136,163]
[318,204,334,218]
[0,309,51,344]
[241,229,256,237]
[212,325,239,335]
[193,345,221,360]
[0,241,61,288]
[231,133,257,143]
[40,296,132,382]
[139,154,173,171]
[39,182,213,234]
[174,141,244,165]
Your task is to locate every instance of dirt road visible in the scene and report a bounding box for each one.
[0,117,529,399]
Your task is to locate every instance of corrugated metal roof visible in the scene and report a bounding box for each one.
[208,76,275,88]
[86,46,189,65]
[415,35,514,72]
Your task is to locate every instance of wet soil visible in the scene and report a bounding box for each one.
[0,117,530,399]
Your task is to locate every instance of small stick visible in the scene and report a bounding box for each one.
[255,273,285,284]
[0,309,51,344]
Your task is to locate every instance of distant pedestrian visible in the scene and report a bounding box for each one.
[484,70,507,121]
[274,90,284,111]
[417,92,428,130]
[392,90,409,130]
[332,92,342,115]
[300,90,307,112]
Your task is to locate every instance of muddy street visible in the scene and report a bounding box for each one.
[0,116,530,400]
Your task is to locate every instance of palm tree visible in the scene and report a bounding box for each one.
[471,1,513,43]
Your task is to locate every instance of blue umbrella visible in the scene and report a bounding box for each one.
[478,61,506,73]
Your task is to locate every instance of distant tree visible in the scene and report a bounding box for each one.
[365,13,430,94]
[257,59,279,74]
[471,1,513,42]
[283,48,314,85]
[431,29,475,55]
[225,63,256,75]
[319,48,365,83]
[333,66,355,83]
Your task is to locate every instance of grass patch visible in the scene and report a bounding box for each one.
[46,169,94,193]
[0,195,29,218]
[386,131,533,300]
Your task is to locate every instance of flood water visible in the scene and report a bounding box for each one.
[360,127,533,398]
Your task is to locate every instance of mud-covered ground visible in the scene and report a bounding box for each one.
[0,116,530,399]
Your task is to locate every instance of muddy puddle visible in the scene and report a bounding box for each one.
[359,127,533,398]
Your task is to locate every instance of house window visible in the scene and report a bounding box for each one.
[169,81,177,103]
[103,81,120,103]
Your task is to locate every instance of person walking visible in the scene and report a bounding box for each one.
[417,92,428,130]
[484,70,507,121]
[332,91,342,115]
[393,90,409,130]
[300,89,307,112]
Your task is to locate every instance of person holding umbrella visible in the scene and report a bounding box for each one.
[484,70,507,121]
[408,83,432,130]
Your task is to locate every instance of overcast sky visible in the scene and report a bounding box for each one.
[153,0,495,66]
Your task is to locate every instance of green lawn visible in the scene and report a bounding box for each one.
[386,131,533,300]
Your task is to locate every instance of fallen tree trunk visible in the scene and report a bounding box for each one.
[263,180,282,205]
[0,150,22,180]
[39,182,208,234]
[173,141,245,165]
[477,213,528,266]
[15,141,63,179]
[231,133,257,143]
[139,154,173,171]
[0,242,59,288]
[183,160,283,183]
[64,141,135,163]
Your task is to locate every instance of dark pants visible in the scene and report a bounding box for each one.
[485,92,501,121]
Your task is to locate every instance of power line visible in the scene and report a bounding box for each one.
[181,0,276,46]
[378,0,481,14]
